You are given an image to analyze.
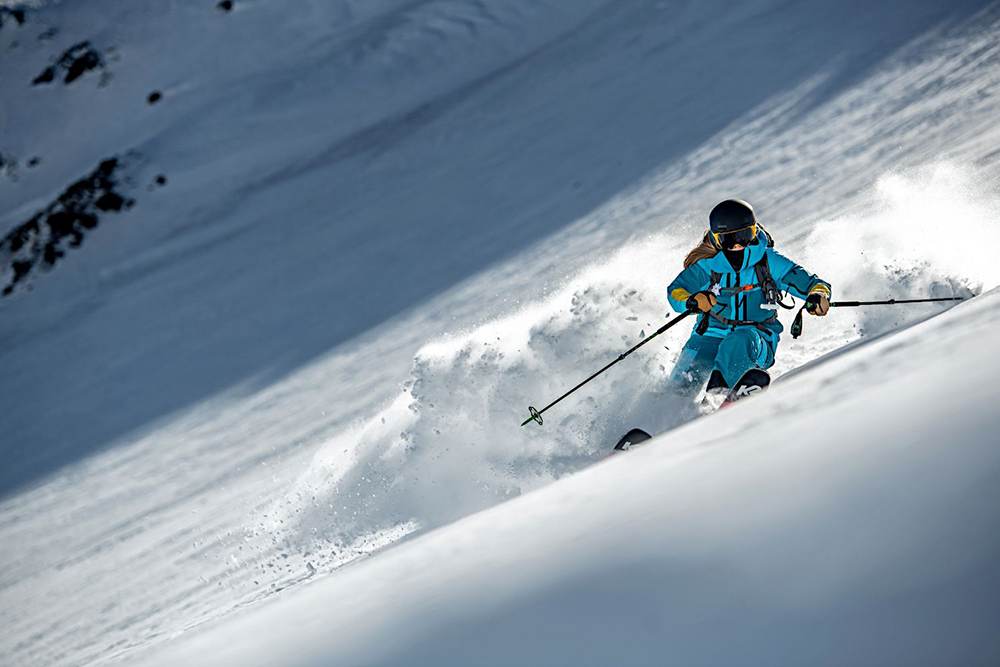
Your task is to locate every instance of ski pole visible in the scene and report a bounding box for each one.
[791,296,965,338]
[829,297,965,307]
[521,310,694,427]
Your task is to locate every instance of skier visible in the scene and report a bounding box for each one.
[666,199,831,397]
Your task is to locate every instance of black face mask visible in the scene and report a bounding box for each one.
[722,246,745,271]
[715,225,756,250]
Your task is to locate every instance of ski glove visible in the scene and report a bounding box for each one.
[806,293,830,316]
[687,291,717,313]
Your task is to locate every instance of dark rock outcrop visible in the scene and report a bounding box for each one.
[1,157,135,297]
[32,41,111,86]
[0,7,27,30]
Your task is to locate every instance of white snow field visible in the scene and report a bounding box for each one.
[148,287,1000,667]
[1,0,1000,665]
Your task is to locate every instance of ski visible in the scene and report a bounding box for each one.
[610,368,771,453]
[612,428,652,452]
[719,368,771,410]
[720,368,771,407]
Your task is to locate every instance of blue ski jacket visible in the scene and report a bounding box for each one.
[667,230,831,338]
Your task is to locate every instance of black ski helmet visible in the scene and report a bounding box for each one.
[709,199,757,234]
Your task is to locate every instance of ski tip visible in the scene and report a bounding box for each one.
[613,428,652,451]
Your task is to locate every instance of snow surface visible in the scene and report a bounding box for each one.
[147,286,1000,667]
[1,0,1000,665]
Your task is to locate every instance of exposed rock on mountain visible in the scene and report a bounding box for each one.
[1,157,135,296]
[32,41,111,86]
[0,7,26,30]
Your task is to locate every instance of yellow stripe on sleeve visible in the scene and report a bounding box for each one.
[671,288,691,302]
[809,284,831,297]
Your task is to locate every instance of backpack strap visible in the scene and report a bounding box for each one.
[754,252,794,310]
[706,309,779,334]
[754,253,779,305]
[711,270,723,298]
[759,224,775,248]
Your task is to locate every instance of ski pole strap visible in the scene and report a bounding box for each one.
[791,305,806,339]
[521,309,694,426]
[695,312,710,335]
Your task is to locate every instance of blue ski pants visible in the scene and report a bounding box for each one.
[668,327,776,391]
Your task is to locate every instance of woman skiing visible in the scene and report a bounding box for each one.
[667,199,831,396]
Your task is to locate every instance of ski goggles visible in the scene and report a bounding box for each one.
[712,223,757,249]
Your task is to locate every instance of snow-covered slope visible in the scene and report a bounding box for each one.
[146,286,1000,667]
[2,0,1000,665]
